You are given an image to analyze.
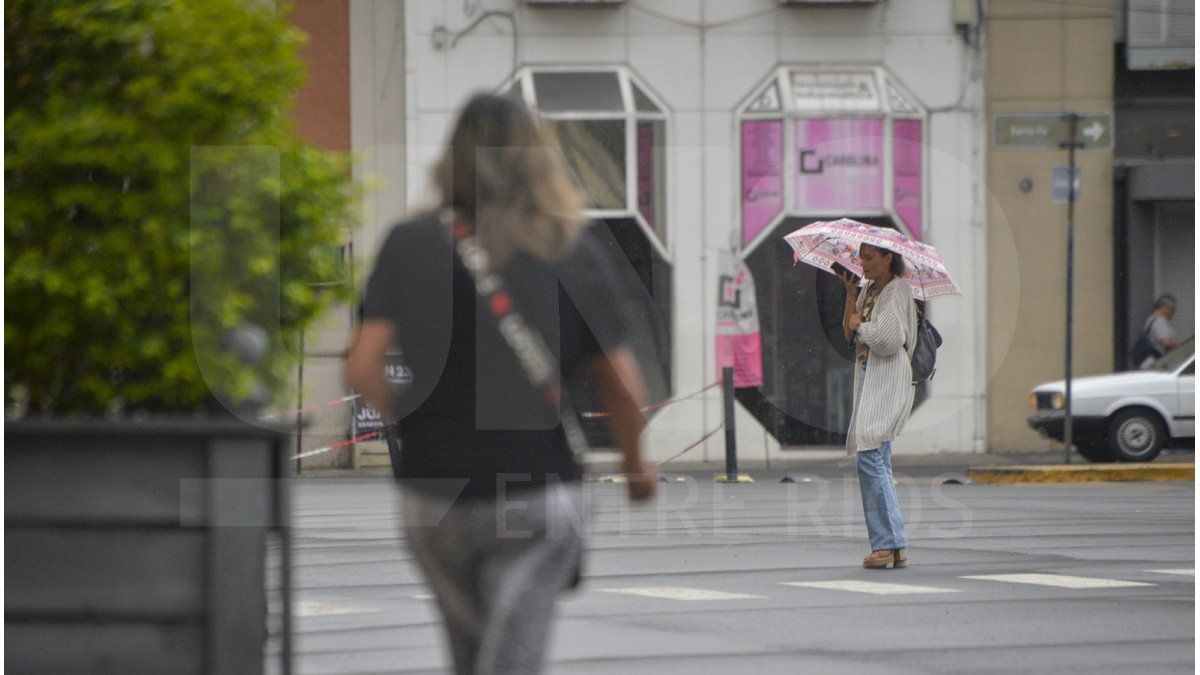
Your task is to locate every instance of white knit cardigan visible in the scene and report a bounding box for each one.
[846,277,919,453]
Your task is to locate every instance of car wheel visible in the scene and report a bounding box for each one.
[1106,408,1166,462]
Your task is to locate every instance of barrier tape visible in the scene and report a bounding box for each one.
[266,379,720,423]
[261,393,361,421]
[580,381,721,419]
[288,381,725,463]
[658,421,725,466]
[290,431,380,461]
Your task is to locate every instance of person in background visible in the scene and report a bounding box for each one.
[1134,294,1180,369]
[345,93,656,674]
[839,244,918,570]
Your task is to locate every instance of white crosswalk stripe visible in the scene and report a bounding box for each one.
[780,580,958,595]
[961,574,1154,589]
[1145,569,1195,576]
[600,587,764,601]
[294,601,383,617]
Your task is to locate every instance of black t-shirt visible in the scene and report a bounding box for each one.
[362,213,628,500]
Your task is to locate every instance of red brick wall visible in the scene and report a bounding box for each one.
[289,0,350,152]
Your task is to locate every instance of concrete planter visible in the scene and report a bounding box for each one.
[5,418,291,674]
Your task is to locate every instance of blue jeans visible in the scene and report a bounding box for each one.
[854,360,908,551]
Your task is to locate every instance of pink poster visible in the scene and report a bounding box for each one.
[715,251,763,388]
[636,122,655,231]
[893,120,923,239]
[741,120,783,247]
[794,118,884,211]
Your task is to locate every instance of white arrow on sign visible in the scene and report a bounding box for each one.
[1082,121,1104,143]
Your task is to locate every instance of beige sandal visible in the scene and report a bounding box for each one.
[862,550,894,569]
[893,547,908,569]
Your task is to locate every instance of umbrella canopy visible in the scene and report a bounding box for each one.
[783,218,961,301]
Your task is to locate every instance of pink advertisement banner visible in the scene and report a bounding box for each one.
[893,119,923,239]
[794,118,884,211]
[715,251,763,388]
[740,120,783,247]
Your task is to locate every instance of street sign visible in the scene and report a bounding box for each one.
[1051,165,1081,204]
[992,112,1113,150]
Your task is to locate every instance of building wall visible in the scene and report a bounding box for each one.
[291,0,351,152]
[985,0,1116,453]
[288,1,407,469]
[396,0,987,462]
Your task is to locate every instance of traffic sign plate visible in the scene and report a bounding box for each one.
[992,112,1114,150]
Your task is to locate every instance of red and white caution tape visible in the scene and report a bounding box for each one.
[658,421,725,466]
[580,381,721,419]
[261,393,362,421]
[291,431,380,461]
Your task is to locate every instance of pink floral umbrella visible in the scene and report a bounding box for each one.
[783,218,961,301]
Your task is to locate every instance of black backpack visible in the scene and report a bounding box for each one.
[1127,320,1157,368]
[910,306,942,383]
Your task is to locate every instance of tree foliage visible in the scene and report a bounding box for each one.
[6,0,356,415]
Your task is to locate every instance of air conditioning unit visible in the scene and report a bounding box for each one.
[1127,0,1194,69]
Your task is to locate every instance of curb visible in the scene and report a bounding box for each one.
[967,463,1194,485]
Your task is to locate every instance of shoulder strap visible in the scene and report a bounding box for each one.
[442,210,589,459]
[1143,314,1159,336]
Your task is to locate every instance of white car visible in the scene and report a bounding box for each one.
[1028,338,1195,462]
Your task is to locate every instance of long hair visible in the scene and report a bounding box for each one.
[434,93,586,267]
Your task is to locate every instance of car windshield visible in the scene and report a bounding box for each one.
[1151,337,1195,373]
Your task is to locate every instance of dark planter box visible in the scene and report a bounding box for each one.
[5,417,291,674]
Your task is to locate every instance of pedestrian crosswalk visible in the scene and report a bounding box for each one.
[600,586,765,601]
[960,573,1154,589]
[1145,568,1194,576]
[597,570,1175,602]
[780,580,958,595]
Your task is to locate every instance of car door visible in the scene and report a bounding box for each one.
[1176,358,1195,438]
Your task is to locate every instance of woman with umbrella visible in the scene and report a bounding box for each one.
[786,219,959,570]
[839,243,917,569]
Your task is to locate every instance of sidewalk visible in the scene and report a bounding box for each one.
[303,447,1195,480]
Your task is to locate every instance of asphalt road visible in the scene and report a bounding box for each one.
[268,475,1195,674]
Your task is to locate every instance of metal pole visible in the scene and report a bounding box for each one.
[273,438,293,675]
[722,366,738,482]
[1061,113,1080,464]
[295,331,304,476]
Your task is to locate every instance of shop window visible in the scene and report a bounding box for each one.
[506,67,669,253]
[505,68,673,432]
[545,119,626,210]
[735,68,929,446]
[532,71,624,112]
[738,68,927,249]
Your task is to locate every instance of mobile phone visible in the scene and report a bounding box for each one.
[830,262,858,283]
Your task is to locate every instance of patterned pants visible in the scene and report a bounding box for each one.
[403,482,585,674]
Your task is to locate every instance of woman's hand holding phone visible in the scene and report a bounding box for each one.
[831,263,858,290]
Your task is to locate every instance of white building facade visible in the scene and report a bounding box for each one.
[338,0,989,466]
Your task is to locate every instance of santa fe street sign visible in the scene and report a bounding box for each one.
[991,112,1114,150]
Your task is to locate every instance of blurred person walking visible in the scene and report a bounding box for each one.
[838,243,918,570]
[1130,294,1181,369]
[345,93,656,674]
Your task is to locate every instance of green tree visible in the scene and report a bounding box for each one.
[6,0,356,415]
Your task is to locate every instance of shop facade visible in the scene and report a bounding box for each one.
[291,1,989,466]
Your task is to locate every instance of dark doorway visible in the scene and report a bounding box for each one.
[572,218,672,445]
[740,215,926,446]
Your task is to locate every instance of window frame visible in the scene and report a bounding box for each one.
[502,65,671,263]
[736,66,928,258]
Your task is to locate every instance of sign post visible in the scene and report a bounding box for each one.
[1061,114,1081,464]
